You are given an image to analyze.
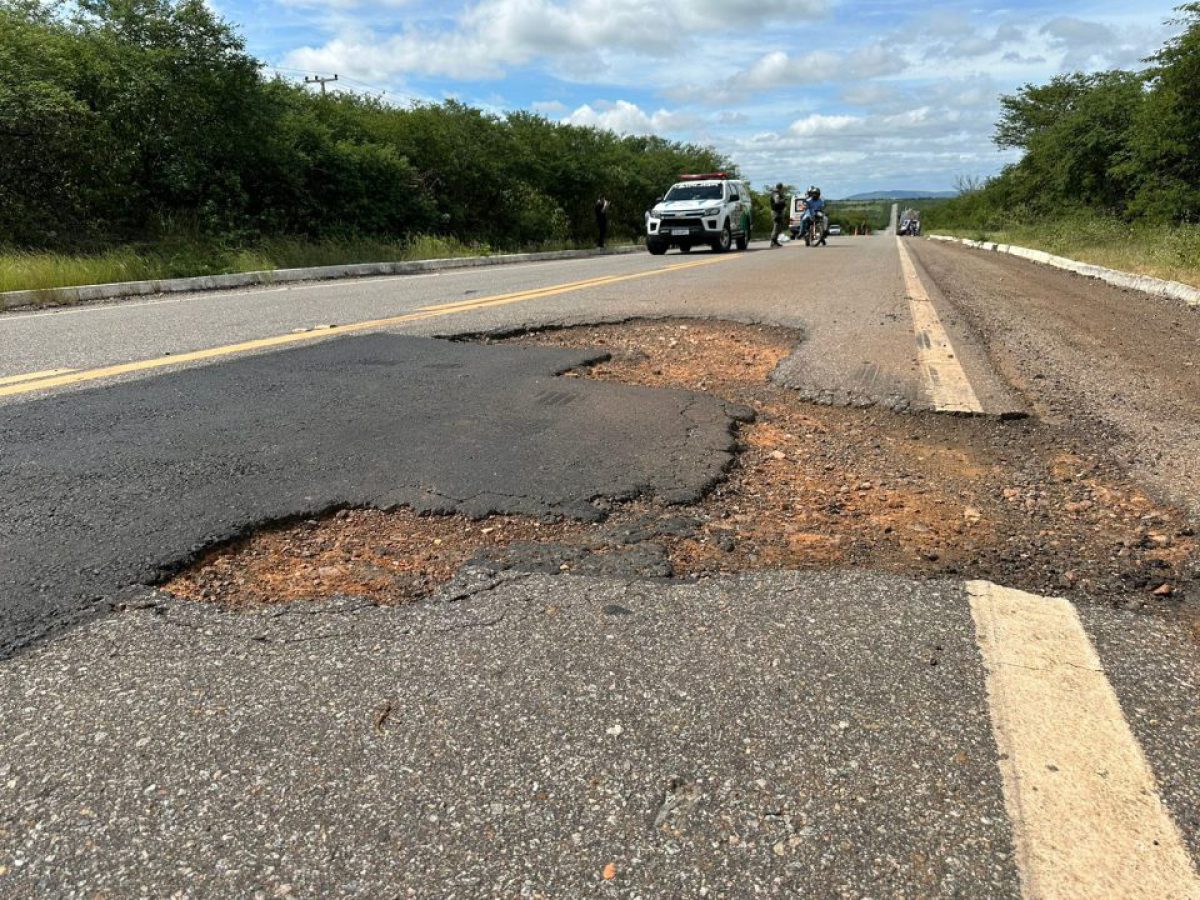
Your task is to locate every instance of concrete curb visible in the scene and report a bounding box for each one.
[926,234,1200,309]
[0,244,646,312]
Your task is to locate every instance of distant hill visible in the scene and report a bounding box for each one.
[841,190,958,201]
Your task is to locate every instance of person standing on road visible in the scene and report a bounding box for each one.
[595,195,610,248]
[769,184,788,247]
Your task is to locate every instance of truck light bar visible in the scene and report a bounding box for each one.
[678,172,729,181]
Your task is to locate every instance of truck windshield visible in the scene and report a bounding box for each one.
[664,184,724,202]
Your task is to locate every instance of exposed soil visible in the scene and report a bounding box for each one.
[166,319,1198,629]
[909,239,1200,520]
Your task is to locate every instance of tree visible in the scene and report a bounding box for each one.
[1124,3,1200,220]
[994,71,1144,211]
[0,0,736,249]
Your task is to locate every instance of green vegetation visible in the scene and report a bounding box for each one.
[925,4,1200,285]
[825,201,892,234]
[0,235,534,294]
[0,0,731,292]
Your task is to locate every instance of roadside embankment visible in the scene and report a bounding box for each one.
[926,234,1200,308]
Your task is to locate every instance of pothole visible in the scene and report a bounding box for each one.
[165,319,1198,622]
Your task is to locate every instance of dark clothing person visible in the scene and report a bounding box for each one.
[769,183,787,247]
[595,196,610,247]
[802,186,827,245]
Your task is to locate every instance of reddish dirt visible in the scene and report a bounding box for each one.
[166,319,1198,627]
[167,511,591,608]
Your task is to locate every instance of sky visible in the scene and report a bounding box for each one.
[218,0,1183,197]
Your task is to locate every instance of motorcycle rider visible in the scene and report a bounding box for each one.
[800,186,826,245]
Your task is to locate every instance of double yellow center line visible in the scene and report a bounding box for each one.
[0,255,737,399]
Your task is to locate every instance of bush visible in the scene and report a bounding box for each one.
[0,0,734,255]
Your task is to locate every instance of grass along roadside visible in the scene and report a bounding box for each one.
[0,234,601,296]
[927,215,1200,290]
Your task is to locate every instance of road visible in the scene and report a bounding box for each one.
[1,235,1198,897]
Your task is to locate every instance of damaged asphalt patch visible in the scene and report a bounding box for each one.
[0,333,747,656]
[174,320,1198,630]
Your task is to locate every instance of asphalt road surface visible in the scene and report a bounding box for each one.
[1,236,1198,897]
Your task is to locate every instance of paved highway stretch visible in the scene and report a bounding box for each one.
[1,236,1198,896]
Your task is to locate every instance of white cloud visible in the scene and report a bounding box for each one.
[740,50,844,90]
[919,21,1027,61]
[788,113,859,137]
[693,40,895,102]
[1040,16,1136,69]
[267,0,1184,197]
[840,82,900,109]
[276,0,415,8]
[284,0,830,82]
[884,106,932,129]
[714,110,751,125]
[842,41,895,79]
[563,100,694,135]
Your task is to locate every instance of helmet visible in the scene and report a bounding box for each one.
[811,187,821,199]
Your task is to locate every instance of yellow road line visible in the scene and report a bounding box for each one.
[415,257,729,313]
[0,368,76,386]
[0,256,738,398]
[968,581,1200,899]
[896,237,983,414]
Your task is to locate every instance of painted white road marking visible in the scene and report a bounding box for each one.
[968,581,1200,899]
[896,237,984,413]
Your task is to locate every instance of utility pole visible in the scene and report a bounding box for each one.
[304,74,338,95]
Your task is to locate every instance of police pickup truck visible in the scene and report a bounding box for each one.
[646,173,752,254]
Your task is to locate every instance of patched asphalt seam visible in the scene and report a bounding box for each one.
[0,334,753,657]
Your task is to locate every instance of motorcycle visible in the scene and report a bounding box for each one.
[804,210,827,247]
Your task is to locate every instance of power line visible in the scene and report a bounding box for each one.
[303,73,338,94]
[335,75,389,96]
[264,67,393,99]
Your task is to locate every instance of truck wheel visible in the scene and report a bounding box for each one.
[647,238,668,255]
[735,232,748,251]
[679,242,691,253]
[713,222,732,253]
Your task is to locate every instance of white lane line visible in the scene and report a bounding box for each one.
[896,237,983,413]
[968,581,1200,900]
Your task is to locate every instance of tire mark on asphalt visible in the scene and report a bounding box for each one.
[897,236,984,414]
